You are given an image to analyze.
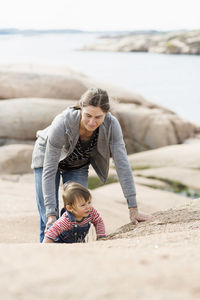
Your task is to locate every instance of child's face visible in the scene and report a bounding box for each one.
[69,197,92,220]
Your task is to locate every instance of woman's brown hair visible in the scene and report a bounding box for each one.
[74,88,110,113]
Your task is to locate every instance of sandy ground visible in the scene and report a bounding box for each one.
[1,173,200,300]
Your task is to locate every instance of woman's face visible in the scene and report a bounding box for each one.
[80,105,106,132]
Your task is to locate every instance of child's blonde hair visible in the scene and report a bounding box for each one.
[62,182,91,207]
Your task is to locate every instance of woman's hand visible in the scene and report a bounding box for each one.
[45,215,57,232]
[129,207,152,225]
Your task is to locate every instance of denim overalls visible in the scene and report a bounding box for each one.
[54,210,91,243]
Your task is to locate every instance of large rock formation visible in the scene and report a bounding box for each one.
[128,143,200,169]
[0,64,199,175]
[1,171,200,299]
[0,64,86,100]
[113,103,199,153]
[0,64,151,106]
[0,98,199,153]
[0,98,76,144]
[127,143,200,195]
[0,144,33,174]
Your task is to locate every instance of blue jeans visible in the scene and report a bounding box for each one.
[34,165,89,242]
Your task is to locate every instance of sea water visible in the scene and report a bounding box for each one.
[0,33,199,125]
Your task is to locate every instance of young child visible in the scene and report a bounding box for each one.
[43,182,106,243]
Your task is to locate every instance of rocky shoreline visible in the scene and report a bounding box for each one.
[1,63,200,300]
[0,64,200,192]
[82,29,200,55]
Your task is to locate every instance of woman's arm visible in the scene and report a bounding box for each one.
[109,116,137,208]
[109,116,151,224]
[42,115,67,217]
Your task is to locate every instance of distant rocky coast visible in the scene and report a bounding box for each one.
[82,30,200,55]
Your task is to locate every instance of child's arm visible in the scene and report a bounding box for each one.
[90,207,106,239]
[43,213,72,242]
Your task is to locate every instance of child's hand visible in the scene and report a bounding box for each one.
[43,237,54,243]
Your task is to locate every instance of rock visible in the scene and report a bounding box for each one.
[109,205,200,240]
[0,172,191,239]
[128,143,200,193]
[113,103,198,153]
[1,172,200,300]
[0,98,199,153]
[134,167,200,191]
[0,64,152,107]
[0,173,38,242]
[0,139,35,147]
[1,231,200,299]
[0,144,34,174]
[128,143,200,169]
[0,64,87,99]
[0,98,76,142]
[1,64,199,153]
[134,175,171,189]
[82,30,200,55]
[92,182,192,232]
[82,35,150,52]
[184,134,200,144]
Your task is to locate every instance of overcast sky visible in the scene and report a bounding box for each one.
[0,0,199,31]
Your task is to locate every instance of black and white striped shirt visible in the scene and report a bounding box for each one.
[58,129,99,171]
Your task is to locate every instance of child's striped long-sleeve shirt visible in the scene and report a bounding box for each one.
[45,207,106,243]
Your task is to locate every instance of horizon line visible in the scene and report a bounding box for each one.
[0,27,199,33]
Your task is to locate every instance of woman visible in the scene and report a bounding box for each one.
[32,88,149,242]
